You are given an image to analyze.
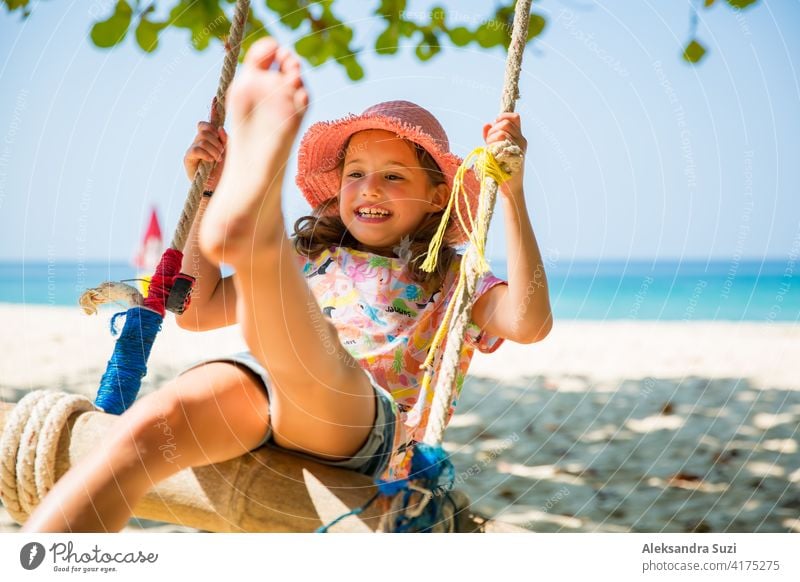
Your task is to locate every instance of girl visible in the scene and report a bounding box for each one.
[23,38,552,532]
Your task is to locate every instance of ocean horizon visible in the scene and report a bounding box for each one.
[0,258,796,322]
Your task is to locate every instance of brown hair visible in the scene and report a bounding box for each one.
[292,134,458,285]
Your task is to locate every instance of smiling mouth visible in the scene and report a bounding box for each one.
[355,206,393,220]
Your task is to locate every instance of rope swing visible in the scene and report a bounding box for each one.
[84,0,251,415]
[2,0,531,533]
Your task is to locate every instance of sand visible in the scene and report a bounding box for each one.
[1,304,798,532]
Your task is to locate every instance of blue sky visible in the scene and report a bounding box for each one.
[1,0,798,263]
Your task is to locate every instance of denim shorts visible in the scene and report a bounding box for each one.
[179,351,398,479]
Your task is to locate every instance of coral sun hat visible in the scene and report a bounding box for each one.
[295,100,481,245]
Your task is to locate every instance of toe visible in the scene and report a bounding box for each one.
[244,37,279,70]
[275,46,291,68]
[294,87,309,114]
[277,50,303,89]
[278,50,302,73]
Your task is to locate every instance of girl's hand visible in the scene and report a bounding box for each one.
[482,112,527,199]
[184,100,228,191]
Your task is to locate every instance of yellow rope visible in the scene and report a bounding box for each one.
[418,266,463,396]
[417,146,512,397]
[421,147,511,274]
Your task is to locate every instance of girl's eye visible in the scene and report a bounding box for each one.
[346,172,402,181]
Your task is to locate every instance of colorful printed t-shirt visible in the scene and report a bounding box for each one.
[296,245,507,480]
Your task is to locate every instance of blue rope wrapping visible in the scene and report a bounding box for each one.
[380,443,455,533]
[314,491,381,533]
[95,307,163,415]
[316,442,455,533]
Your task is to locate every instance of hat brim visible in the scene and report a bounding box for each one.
[295,112,481,246]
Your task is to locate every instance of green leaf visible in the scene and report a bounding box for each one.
[295,33,324,59]
[376,24,399,54]
[704,0,716,6]
[266,0,307,26]
[399,20,416,37]
[4,0,31,12]
[301,35,332,67]
[4,0,32,15]
[328,23,353,45]
[725,0,758,8]
[683,39,707,63]
[415,28,440,61]
[475,21,505,49]
[167,0,228,51]
[90,0,133,48]
[266,0,308,31]
[342,55,364,81]
[375,0,406,18]
[266,0,294,12]
[135,17,165,52]
[497,5,515,21]
[414,44,434,60]
[475,23,493,48]
[281,11,307,29]
[167,1,196,29]
[429,5,446,29]
[528,14,546,39]
[447,26,471,46]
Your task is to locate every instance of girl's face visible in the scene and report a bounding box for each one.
[339,129,448,254]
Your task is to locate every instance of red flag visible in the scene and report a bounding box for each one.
[133,207,163,271]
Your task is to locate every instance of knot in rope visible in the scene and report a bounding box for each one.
[421,145,514,276]
[487,140,525,176]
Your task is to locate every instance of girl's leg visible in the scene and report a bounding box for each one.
[200,39,378,460]
[22,362,269,532]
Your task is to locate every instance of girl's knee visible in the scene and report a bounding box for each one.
[114,386,193,470]
[121,365,270,466]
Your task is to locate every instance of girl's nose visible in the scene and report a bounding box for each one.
[360,173,382,198]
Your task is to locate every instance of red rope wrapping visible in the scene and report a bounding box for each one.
[143,248,184,316]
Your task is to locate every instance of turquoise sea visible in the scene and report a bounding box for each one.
[0,259,796,322]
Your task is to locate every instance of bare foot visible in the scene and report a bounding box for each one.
[200,37,309,266]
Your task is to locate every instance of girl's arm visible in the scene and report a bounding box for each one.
[174,118,239,331]
[175,197,238,331]
[471,195,552,343]
[471,113,553,344]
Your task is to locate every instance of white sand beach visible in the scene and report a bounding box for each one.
[1,304,798,533]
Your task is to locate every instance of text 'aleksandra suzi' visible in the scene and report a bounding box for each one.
[642,542,737,554]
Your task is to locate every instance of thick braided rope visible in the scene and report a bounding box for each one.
[422,0,531,446]
[0,390,96,524]
[171,0,251,252]
[1,391,47,522]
